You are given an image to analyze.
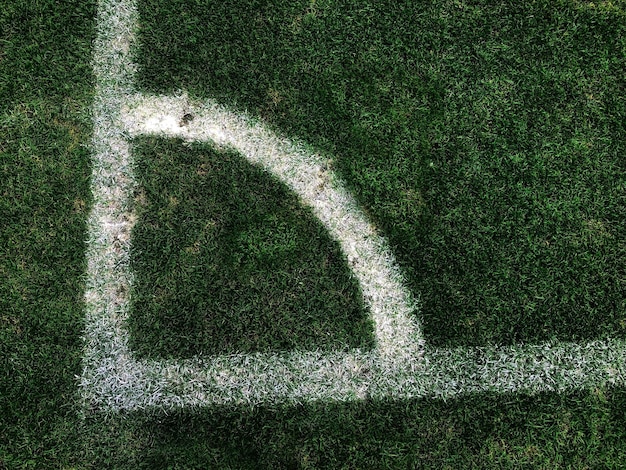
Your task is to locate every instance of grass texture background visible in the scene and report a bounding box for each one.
[2,0,626,467]
[128,137,373,358]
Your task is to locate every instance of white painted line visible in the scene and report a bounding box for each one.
[81,0,140,410]
[81,0,626,411]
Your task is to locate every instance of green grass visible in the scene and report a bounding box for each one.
[128,137,373,358]
[73,389,626,469]
[2,0,626,467]
[137,0,626,347]
[0,0,96,466]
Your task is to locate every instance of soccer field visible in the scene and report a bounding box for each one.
[2,0,626,467]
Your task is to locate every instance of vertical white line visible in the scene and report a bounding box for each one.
[81,0,139,408]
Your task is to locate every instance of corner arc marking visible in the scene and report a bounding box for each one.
[121,92,425,365]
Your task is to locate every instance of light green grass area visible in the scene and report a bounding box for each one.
[137,0,626,347]
[128,137,373,358]
[2,0,626,467]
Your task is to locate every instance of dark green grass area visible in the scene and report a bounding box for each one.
[128,137,374,358]
[136,0,626,347]
[0,0,96,466]
[78,389,626,469]
[0,98,92,468]
[0,0,94,113]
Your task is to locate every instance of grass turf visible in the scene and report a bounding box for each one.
[74,389,626,469]
[0,0,96,465]
[136,0,626,347]
[128,137,373,358]
[2,0,626,467]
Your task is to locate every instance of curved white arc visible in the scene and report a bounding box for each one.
[121,92,424,366]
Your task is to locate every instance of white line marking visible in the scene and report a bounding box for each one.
[81,0,626,410]
[121,92,424,366]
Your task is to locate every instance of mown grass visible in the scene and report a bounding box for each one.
[128,137,373,358]
[95,389,626,469]
[2,0,626,468]
[0,0,96,466]
[137,0,626,347]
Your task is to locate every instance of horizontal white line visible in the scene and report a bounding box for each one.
[81,338,626,409]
